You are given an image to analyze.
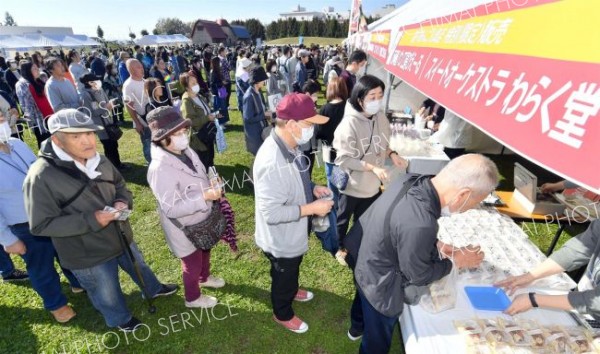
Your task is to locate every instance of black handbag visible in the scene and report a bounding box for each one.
[104,123,123,141]
[196,121,217,144]
[169,202,226,250]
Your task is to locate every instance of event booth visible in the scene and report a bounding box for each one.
[135,34,192,47]
[0,34,100,57]
[345,0,600,352]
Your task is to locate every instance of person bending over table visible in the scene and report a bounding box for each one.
[498,220,600,317]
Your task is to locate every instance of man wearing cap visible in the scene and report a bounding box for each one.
[242,66,271,156]
[293,50,310,93]
[253,93,334,334]
[23,109,177,331]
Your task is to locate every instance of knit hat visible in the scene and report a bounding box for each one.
[249,66,268,85]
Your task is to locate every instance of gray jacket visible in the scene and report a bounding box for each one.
[253,130,310,258]
[550,220,600,319]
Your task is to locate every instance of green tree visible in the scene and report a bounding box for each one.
[129,32,136,40]
[154,17,192,36]
[299,21,307,36]
[244,18,266,40]
[96,25,104,39]
[152,28,160,35]
[140,29,149,36]
[4,12,17,26]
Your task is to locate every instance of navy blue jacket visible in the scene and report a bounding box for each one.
[242,87,266,156]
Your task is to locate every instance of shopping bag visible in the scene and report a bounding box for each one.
[214,119,227,153]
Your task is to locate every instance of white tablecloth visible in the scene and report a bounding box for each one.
[399,208,577,354]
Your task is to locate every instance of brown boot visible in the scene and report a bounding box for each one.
[51,305,76,323]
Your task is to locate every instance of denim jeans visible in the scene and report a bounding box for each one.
[0,249,15,276]
[9,223,72,310]
[71,242,162,327]
[358,288,399,354]
[140,127,152,163]
[213,95,230,125]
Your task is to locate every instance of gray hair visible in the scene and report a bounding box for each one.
[437,154,499,195]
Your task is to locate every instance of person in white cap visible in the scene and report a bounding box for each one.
[23,109,178,332]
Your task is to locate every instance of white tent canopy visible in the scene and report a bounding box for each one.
[0,34,100,50]
[135,34,191,46]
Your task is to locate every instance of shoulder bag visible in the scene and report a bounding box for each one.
[168,202,227,251]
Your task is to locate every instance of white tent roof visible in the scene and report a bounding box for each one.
[0,34,100,49]
[135,34,191,46]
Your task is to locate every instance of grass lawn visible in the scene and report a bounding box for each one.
[0,87,586,354]
[265,37,344,46]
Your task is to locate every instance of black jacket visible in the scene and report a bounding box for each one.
[23,140,134,270]
[353,175,452,317]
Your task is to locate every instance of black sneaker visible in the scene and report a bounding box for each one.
[117,317,143,332]
[348,328,363,341]
[152,283,178,299]
[2,269,29,282]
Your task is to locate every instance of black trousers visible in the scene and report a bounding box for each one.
[31,127,51,148]
[443,147,466,160]
[195,143,215,173]
[336,192,380,249]
[224,81,232,108]
[264,252,303,321]
[101,139,122,168]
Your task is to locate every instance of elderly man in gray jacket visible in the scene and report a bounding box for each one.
[254,93,333,334]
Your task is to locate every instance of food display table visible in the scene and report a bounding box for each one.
[399,207,577,354]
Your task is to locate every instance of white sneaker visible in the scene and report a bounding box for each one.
[200,276,225,288]
[185,295,218,308]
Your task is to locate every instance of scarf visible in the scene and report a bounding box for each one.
[52,141,102,179]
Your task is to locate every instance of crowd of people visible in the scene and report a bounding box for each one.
[1,41,599,354]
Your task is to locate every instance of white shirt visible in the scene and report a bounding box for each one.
[122,78,148,117]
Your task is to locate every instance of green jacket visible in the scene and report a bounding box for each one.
[23,140,134,270]
[180,92,211,153]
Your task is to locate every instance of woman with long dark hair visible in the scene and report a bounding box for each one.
[188,56,209,101]
[15,61,52,147]
[210,57,229,125]
[149,57,172,104]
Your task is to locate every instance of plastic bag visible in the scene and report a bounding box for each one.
[419,263,458,313]
[214,119,227,153]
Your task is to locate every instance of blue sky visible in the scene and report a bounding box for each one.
[4,0,402,40]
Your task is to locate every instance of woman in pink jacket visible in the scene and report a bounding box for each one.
[146,106,225,309]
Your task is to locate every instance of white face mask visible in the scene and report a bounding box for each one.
[271,67,277,73]
[111,69,118,75]
[93,80,103,89]
[170,134,190,151]
[293,123,314,145]
[191,84,200,93]
[441,191,471,217]
[364,99,382,115]
[0,122,11,143]
[357,64,366,76]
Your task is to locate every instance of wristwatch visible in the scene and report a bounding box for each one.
[529,292,539,308]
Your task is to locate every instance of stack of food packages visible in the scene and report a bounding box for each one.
[388,124,440,157]
[455,317,600,353]
[437,208,574,290]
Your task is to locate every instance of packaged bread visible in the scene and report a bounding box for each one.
[480,319,514,347]
[563,326,595,353]
[498,318,534,347]
[517,320,547,350]
[544,326,569,353]
[455,319,486,345]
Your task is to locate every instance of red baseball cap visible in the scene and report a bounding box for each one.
[276,93,329,125]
